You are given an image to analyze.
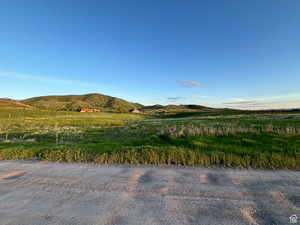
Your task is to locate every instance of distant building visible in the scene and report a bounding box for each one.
[129,108,141,113]
[80,107,100,112]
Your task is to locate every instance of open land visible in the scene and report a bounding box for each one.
[0,108,299,169]
[0,99,300,224]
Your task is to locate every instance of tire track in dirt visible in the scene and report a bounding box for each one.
[127,168,145,198]
[271,191,300,210]
[97,168,154,225]
[0,170,26,179]
[122,169,178,225]
[224,172,262,225]
[160,170,193,225]
[240,176,298,225]
[198,173,209,183]
[190,171,259,225]
[159,172,176,196]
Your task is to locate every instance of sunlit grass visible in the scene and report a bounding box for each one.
[0,109,299,169]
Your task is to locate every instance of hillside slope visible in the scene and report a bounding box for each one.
[141,104,213,114]
[22,93,142,112]
[0,98,35,110]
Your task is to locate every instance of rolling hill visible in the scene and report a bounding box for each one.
[21,93,143,112]
[0,98,35,110]
[2,93,214,114]
[140,104,213,114]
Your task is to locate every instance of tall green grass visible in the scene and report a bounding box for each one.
[0,145,298,169]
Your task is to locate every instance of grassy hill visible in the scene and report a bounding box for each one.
[140,104,214,115]
[0,98,34,110]
[141,104,211,110]
[21,93,143,112]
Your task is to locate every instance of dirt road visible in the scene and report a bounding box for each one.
[0,160,299,225]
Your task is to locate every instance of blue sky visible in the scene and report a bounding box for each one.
[0,0,299,109]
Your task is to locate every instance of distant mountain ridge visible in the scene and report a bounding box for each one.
[21,93,143,112]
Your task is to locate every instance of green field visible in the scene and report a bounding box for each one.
[0,109,299,169]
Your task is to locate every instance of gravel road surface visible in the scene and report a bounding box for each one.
[0,160,299,225]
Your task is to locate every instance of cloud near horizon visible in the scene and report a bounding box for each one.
[223,100,268,109]
[222,96,300,110]
[177,80,204,87]
[167,97,184,102]
[223,100,261,105]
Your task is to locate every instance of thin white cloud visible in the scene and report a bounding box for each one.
[222,93,300,110]
[0,70,113,89]
[167,97,184,102]
[177,80,204,87]
[223,101,259,105]
[230,98,246,102]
